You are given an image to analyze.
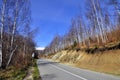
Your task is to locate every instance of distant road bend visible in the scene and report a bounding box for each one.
[37,59,120,80]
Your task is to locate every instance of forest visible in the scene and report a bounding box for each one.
[44,0,120,54]
[0,0,35,69]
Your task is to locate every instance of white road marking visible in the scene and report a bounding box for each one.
[50,64,88,80]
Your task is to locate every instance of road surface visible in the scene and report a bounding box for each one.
[37,59,120,80]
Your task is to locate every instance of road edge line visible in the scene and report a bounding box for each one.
[50,64,87,80]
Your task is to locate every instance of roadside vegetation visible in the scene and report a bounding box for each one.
[0,0,39,80]
[0,59,41,80]
[0,66,27,80]
[33,59,41,80]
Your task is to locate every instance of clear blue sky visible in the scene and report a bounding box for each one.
[31,0,84,47]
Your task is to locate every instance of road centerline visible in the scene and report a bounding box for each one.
[50,63,88,80]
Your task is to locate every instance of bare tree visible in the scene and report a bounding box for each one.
[44,0,120,55]
[0,0,6,68]
[6,0,19,67]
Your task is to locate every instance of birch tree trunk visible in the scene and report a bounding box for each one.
[6,0,18,67]
[0,41,2,67]
[0,0,6,68]
[91,0,105,43]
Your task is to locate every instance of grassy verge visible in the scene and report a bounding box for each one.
[32,59,41,80]
[0,59,41,80]
[0,66,27,80]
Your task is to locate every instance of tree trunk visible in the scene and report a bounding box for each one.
[91,0,105,43]
[0,42,2,67]
[6,46,17,67]
[6,0,18,67]
[0,0,6,68]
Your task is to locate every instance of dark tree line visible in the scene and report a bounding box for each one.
[0,0,35,68]
[44,0,120,54]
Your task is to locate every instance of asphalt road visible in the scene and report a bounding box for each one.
[37,59,120,80]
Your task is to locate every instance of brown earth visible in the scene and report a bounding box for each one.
[47,50,120,76]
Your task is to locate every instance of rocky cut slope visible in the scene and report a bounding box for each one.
[48,50,120,75]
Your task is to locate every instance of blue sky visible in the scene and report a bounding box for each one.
[31,0,84,47]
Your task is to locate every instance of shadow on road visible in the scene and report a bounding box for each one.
[41,74,57,80]
[37,60,58,80]
[37,60,58,66]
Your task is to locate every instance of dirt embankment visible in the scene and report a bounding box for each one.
[48,50,120,75]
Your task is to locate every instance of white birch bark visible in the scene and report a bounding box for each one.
[91,0,105,43]
[0,0,6,68]
[6,0,18,67]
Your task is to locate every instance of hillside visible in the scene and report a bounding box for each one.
[46,49,120,75]
[40,0,120,77]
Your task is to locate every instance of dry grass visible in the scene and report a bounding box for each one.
[77,50,120,76]
[0,66,27,80]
